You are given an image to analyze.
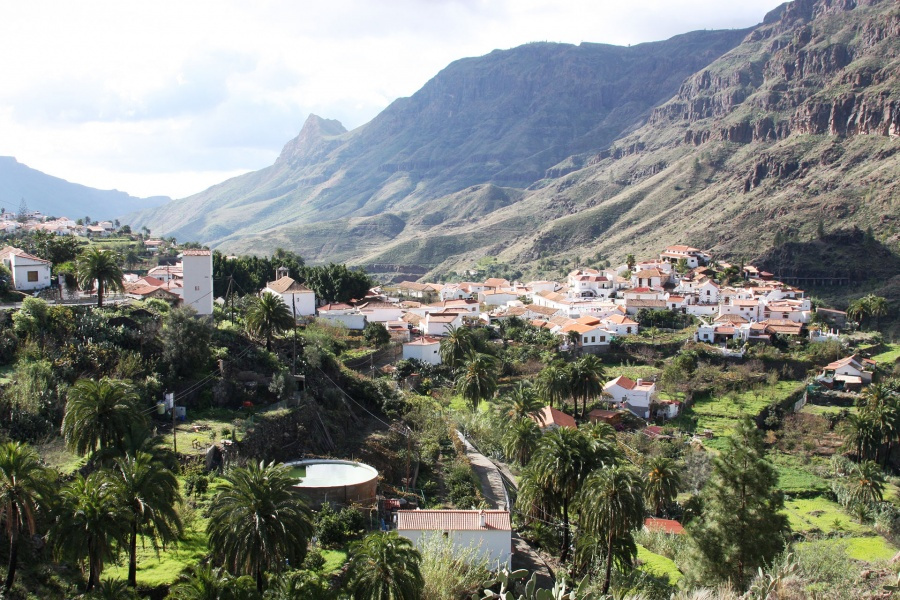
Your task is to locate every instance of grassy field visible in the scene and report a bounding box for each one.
[783,497,868,535]
[798,536,898,563]
[678,380,802,441]
[770,453,830,495]
[321,549,349,574]
[105,515,210,587]
[872,344,900,365]
[636,544,682,584]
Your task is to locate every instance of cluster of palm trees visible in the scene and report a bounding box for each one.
[516,425,681,595]
[846,294,888,330]
[841,383,900,466]
[441,327,500,411]
[0,378,181,592]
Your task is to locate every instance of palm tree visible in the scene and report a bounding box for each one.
[76,246,124,307]
[578,465,645,595]
[501,381,542,419]
[111,452,183,587]
[51,471,129,592]
[644,456,681,517]
[61,378,145,460]
[846,461,886,506]
[87,578,138,600]
[842,413,880,462]
[439,326,474,369]
[569,355,605,418]
[168,563,237,600]
[521,427,596,561]
[502,418,541,466]
[346,531,424,600]
[566,329,581,355]
[580,422,619,466]
[454,352,499,411]
[207,461,314,593]
[0,442,54,591]
[536,363,571,409]
[246,292,294,351]
[867,295,888,330]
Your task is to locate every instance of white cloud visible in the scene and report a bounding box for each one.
[0,0,785,199]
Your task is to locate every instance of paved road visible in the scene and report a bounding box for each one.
[456,431,554,587]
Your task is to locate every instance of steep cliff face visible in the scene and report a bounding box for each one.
[651,0,900,147]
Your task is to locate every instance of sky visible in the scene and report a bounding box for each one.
[0,0,786,200]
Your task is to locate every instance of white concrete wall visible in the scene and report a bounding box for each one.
[400,530,511,570]
[317,313,367,330]
[403,342,442,365]
[277,290,316,317]
[181,254,213,315]
[10,256,51,291]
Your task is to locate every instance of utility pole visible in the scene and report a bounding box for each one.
[291,294,298,376]
[166,392,176,453]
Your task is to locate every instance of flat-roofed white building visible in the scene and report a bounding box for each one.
[397,510,511,569]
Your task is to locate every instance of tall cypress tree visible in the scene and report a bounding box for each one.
[687,417,790,589]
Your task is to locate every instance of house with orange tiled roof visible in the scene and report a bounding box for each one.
[604,376,657,419]
[263,267,316,317]
[600,313,639,336]
[558,321,613,351]
[816,354,874,390]
[530,406,577,430]
[397,509,512,568]
[0,246,52,291]
[659,245,710,269]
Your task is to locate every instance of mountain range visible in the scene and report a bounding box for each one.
[0,156,170,220]
[131,0,899,285]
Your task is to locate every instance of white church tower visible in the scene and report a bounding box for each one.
[180,250,213,315]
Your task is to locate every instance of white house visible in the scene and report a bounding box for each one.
[180,250,214,315]
[817,355,875,389]
[263,268,316,317]
[403,337,442,365]
[600,314,639,336]
[659,245,709,269]
[632,268,668,289]
[0,246,52,291]
[356,301,403,323]
[479,290,519,306]
[559,321,612,349]
[603,376,657,419]
[397,510,512,569]
[424,312,464,336]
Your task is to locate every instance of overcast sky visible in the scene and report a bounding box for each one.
[0,0,786,200]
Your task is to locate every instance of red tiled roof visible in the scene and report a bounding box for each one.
[180,249,211,256]
[644,518,685,535]
[396,510,511,531]
[530,406,576,429]
[405,337,441,346]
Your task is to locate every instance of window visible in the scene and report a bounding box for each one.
[27,270,38,282]
[600,336,606,342]
[706,290,710,296]
[195,286,200,291]
[627,327,632,334]
[583,337,588,344]
[591,336,595,343]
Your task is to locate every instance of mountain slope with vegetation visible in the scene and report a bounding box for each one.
[129,29,752,250]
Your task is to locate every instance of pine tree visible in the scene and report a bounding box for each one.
[687,417,790,590]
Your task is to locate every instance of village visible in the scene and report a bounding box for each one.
[0,226,897,598]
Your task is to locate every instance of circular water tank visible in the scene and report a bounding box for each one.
[285,459,378,507]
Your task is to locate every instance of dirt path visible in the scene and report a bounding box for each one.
[456,431,554,587]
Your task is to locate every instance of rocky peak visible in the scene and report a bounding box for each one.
[276,114,347,167]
